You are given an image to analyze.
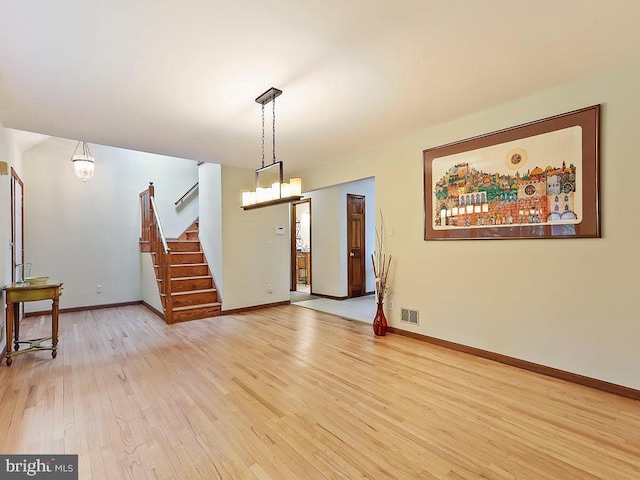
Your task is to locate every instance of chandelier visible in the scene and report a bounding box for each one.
[241,87,302,210]
[71,141,95,182]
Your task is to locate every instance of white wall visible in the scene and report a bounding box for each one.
[21,137,198,311]
[304,186,341,296]
[140,252,162,312]
[198,163,223,298]
[220,165,291,310]
[291,62,640,390]
[303,178,375,297]
[0,121,23,353]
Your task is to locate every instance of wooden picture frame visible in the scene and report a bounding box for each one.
[423,105,600,240]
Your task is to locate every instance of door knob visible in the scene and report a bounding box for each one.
[349,252,355,257]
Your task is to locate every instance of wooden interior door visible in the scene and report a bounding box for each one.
[290,203,297,291]
[347,194,365,298]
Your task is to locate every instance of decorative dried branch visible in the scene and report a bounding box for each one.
[371,210,392,304]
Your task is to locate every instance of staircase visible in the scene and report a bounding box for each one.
[154,220,222,323]
[140,184,222,323]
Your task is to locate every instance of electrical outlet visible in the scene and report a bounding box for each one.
[389,300,394,310]
[268,284,273,293]
[96,285,102,293]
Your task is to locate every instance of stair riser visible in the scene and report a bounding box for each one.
[171,253,204,264]
[171,265,209,277]
[171,305,221,323]
[172,292,219,307]
[171,277,213,292]
[167,242,201,252]
[160,294,218,307]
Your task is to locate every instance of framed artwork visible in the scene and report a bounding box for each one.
[423,105,600,240]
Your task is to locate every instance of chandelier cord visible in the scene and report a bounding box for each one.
[72,141,92,158]
[272,96,276,164]
[261,103,266,168]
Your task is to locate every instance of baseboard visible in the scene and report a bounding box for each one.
[309,292,348,301]
[386,326,640,401]
[310,292,374,301]
[223,300,291,315]
[24,300,144,317]
[141,301,165,319]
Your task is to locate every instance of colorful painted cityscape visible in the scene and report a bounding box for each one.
[432,159,578,229]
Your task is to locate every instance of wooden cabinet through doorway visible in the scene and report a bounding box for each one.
[297,252,310,284]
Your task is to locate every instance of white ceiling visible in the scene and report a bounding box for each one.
[1,1,640,169]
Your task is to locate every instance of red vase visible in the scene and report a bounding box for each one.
[373,302,387,336]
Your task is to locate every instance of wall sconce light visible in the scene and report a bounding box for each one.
[71,141,95,182]
[241,87,302,210]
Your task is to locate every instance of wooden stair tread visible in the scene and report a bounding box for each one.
[159,275,213,283]
[165,264,207,269]
[171,288,217,296]
[166,243,199,246]
[171,275,212,280]
[156,264,209,270]
[160,288,217,296]
[173,302,221,312]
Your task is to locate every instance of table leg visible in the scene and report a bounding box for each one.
[52,296,59,358]
[5,302,13,366]
[13,303,20,351]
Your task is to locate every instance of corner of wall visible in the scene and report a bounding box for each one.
[220,165,292,310]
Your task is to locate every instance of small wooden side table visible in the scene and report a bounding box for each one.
[3,281,63,366]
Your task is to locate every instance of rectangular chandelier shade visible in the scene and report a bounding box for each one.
[241,161,302,210]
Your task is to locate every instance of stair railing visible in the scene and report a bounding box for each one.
[175,182,199,206]
[139,185,152,252]
[140,182,173,323]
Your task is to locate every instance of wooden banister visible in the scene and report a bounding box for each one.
[139,184,152,250]
[140,182,173,323]
[150,196,170,253]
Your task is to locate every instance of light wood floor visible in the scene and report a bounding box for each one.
[1,305,639,479]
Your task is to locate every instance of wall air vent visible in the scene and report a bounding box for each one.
[401,308,419,325]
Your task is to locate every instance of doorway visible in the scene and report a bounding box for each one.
[291,199,312,293]
[347,194,366,298]
[11,168,25,320]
